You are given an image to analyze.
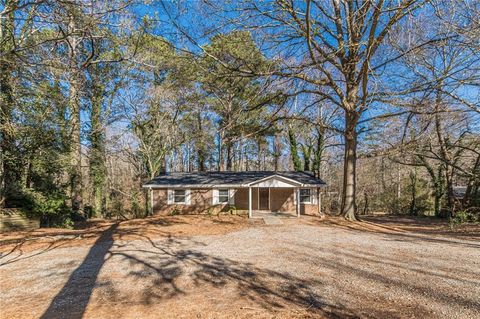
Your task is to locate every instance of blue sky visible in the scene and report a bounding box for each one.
[95,0,480,159]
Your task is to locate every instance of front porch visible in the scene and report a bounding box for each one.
[232,175,321,218]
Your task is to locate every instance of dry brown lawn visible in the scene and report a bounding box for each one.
[0,214,479,319]
[0,215,250,253]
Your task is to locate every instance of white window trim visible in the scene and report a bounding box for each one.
[212,188,235,205]
[167,189,191,205]
[298,188,316,204]
[218,189,230,204]
[229,189,235,205]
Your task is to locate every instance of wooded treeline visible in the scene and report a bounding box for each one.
[0,0,479,226]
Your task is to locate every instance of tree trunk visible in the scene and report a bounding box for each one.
[341,112,358,221]
[301,143,312,171]
[433,166,444,217]
[196,113,206,171]
[218,132,223,171]
[257,139,264,170]
[0,0,16,207]
[225,138,233,171]
[434,90,455,215]
[363,191,369,215]
[238,139,244,171]
[464,153,480,208]
[288,127,302,171]
[69,70,83,214]
[409,169,418,216]
[25,156,33,188]
[433,189,442,217]
[419,156,444,217]
[89,65,107,217]
[68,17,83,215]
[444,166,455,216]
[197,149,206,171]
[273,132,281,171]
[397,167,401,201]
[312,127,324,178]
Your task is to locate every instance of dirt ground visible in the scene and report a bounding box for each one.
[0,215,479,319]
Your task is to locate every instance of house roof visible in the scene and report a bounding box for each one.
[453,186,467,198]
[143,171,326,188]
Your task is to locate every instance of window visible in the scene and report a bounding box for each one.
[173,189,186,203]
[299,189,312,203]
[218,189,229,203]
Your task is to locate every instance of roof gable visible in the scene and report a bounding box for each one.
[248,175,302,187]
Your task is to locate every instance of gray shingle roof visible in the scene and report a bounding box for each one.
[143,171,326,187]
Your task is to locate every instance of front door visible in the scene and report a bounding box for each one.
[259,188,269,210]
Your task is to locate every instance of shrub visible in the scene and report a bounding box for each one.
[206,208,214,216]
[450,210,479,226]
[130,191,144,218]
[11,188,73,228]
[83,206,95,219]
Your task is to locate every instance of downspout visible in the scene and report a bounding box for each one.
[296,188,300,218]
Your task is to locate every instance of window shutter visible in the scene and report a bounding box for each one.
[212,189,218,205]
[167,189,173,205]
[185,189,191,205]
[228,189,235,205]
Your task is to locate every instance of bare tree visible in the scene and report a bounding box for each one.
[223,0,433,220]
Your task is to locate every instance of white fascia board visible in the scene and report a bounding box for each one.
[142,184,244,189]
[246,174,303,187]
[142,182,326,188]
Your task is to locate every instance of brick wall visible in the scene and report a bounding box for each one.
[152,188,229,215]
[270,188,295,212]
[151,187,320,215]
[234,188,258,210]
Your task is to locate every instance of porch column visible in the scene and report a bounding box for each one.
[268,187,271,211]
[317,187,321,215]
[296,187,300,218]
[248,186,252,218]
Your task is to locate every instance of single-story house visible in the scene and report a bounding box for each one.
[142,171,326,217]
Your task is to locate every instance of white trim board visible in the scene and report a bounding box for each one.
[144,183,325,189]
[246,175,303,187]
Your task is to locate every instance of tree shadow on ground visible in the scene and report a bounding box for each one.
[20,220,480,319]
[39,223,119,319]
[318,250,480,312]
[37,228,359,318]
[0,240,71,266]
[304,216,480,249]
[99,234,361,318]
[0,215,219,265]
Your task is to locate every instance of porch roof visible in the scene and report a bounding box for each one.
[143,171,326,188]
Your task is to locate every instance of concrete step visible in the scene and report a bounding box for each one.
[262,217,284,225]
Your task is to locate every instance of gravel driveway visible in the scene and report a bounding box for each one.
[1,221,479,318]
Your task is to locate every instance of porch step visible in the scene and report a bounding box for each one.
[262,217,284,225]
